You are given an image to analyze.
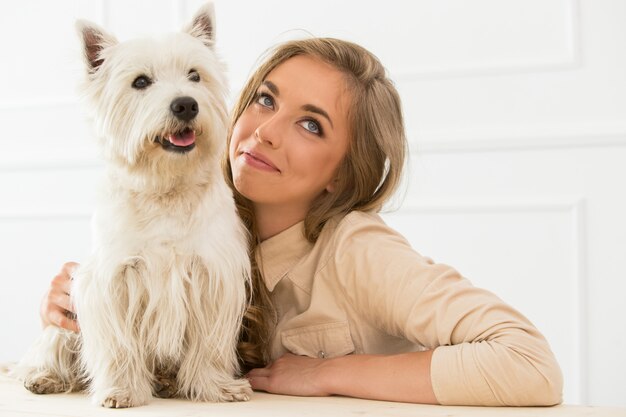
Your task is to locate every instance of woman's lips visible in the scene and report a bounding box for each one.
[241,151,280,173]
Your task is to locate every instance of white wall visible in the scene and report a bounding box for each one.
[1,0,624,407]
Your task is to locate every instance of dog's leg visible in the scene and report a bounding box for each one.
[12,326,84,394]
[177,330,252,402]
[77,259,153,408]
[176,258,251,402]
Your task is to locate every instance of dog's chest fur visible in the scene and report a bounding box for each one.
[96,170,231,256]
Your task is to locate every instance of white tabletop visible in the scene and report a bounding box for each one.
[1,374,624,417]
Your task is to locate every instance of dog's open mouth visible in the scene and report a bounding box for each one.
[156,128,196,153]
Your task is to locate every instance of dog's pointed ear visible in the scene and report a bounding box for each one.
[184,2,216,48]
[76,20,118,74]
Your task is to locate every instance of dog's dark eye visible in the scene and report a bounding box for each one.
[188,70,200,83]
[132,75,152,89]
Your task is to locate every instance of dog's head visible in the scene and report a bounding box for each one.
[76,3,227,176]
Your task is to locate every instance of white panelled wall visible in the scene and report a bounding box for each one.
[1,0,624,407]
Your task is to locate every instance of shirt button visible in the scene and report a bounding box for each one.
[317,350,326,359]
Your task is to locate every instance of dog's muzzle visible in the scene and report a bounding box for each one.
[153,96,200,153]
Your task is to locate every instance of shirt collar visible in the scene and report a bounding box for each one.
[255,221,313,292]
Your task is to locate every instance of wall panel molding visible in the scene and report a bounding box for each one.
[0,97,78,112]
[0,212,92,222]
[394,0,581,81]
[0,158,102,173]
[411,124,626,154]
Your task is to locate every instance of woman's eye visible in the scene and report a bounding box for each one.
[299,119,322,135]
[256,94,274,108]
[132,75,152,89]
[188,69,200,82]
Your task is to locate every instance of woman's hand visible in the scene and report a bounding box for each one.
[246,353,331,397]
[40,262,80,333]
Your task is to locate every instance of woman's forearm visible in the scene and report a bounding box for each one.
[319,350,438,404]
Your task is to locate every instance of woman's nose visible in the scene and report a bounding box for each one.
[254,115,282,148]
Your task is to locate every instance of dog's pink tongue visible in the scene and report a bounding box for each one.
[168,130,196,147]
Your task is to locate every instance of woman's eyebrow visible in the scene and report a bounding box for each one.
[262,81,279,95]
[302,104,334,129]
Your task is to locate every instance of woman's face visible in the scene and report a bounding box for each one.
[229,55,351,214]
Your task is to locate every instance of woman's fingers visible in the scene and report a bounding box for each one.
[246,367,272,377]
[50,289,74,313]
[47,306,80,333]
[40,262,80,332]
[247,374,270,392]
[56,262,78,294]
[246,367,271,392]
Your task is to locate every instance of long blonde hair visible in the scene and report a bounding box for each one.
[224,38,408,370]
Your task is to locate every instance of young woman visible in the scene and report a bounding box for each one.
[41,38,563,406]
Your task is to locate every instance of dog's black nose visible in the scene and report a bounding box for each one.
[170,96,198,122]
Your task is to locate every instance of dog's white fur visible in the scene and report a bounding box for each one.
[12,3,252,408]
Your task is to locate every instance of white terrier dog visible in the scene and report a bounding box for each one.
[12,3,252,408]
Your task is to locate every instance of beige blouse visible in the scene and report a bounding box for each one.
[255,210,563,406]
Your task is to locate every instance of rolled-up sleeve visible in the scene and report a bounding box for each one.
[332,212,563,406]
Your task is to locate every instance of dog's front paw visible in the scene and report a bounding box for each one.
[102,394,133,408]
[153,373,178,398]
[24,372,69,395]
[219,378,252,402]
